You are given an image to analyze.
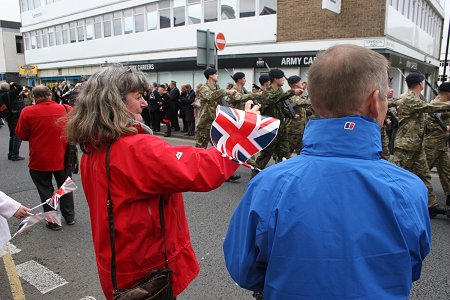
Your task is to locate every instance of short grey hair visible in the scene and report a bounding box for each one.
[308,44,389,118]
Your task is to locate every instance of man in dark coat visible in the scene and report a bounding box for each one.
[169,81,181,131]
[181,84,196,136]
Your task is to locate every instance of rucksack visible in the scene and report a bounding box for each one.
[0,92,11,119]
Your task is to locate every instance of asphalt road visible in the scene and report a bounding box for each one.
[0,125,449,300]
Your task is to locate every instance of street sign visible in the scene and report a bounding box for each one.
[215,32,226,51]
[19,64,38,77]
[322,0,341,14]
[197,29,217,67]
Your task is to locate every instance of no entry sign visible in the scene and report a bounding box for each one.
[215,32,226,51]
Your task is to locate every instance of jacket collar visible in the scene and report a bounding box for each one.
[301,115,381,160]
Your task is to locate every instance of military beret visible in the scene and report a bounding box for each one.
[232,72,245,82]
[405,72,425,83]
[259,74,270,85]
[269,69,284,79]
[438,82,450,92]
[204,68,217,79]
[287,75,301,85]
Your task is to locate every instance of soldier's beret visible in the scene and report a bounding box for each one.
[232,72,245,81]
[204,68,217,79]
[405,72,425,83]
[269,69,284,79]
[259,74,270,85]
[287,75,301,85]
[439,82,450,92]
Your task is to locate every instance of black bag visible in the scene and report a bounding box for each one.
[63,105,79,174]
[64,144,79,174]
[106,144,174,300]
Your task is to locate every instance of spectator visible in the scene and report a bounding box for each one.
[149,82,161,132]
[0,190,30,257]
[0,82,25,161]
[168,80,181,131]
[64,65,252,299]
[223,45,431,300]
[181,84,195,136]
[16,85,75,230]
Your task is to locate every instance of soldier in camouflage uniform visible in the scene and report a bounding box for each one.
[195,68,235,148]
[285,75,311,156]
[424,82,450,207]
[229,72,259,110]
[392,73,450,217]
[195,68,240,182]
[252,69,303,175]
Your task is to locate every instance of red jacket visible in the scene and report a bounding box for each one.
[80,134,238,299]
[16,101,71,171]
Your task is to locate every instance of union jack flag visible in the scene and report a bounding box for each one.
[211,106,280,162]
[46,177,77,210]
[12,211,61,239]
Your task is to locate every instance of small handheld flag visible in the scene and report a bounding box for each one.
[211,106,280,163]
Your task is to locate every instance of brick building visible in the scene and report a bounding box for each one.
[20,0,445,97]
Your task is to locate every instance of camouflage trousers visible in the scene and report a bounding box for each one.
[254,127,290,172]
[392,148,438,207]
[287,133,303,156]
[195,115,213,149]
[425,146,450,196]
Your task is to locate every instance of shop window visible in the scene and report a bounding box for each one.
[113,12,123,36]
[42,28,48,47]
[124,9,134,34]
[104,14,112,37]
[55,25,62,45]
[134,7,145,33]
[86,18,94,40]
[48,27,55,46]
[94,16,102,39]
[147,3,158,30]
[62,24,69,44]
[69,22,77,43]
[16,36,24,53]
[160,0,171,29]
[77,20,85,42]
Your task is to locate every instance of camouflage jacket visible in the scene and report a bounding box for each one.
[395,91,450,151]
[260,86,295,122]
[424,95,450,151]
[286,96,311,134]
[229,85,258,110]
[197,82,228,122]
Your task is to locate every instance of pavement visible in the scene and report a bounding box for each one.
[152,127,196,141]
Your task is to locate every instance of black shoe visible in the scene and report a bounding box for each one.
[226,174,241,182]
[446,195,450,206]
[428,206,447,218]
[11,156,25,161]
[65,217,75,225]
[7,155,11,160]
[164,133,171,137]
[46,222,63,231]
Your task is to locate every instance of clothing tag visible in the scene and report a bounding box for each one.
[176,152,183,160]
[344,122,355,130]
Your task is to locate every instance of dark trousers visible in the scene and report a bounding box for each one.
[29,169,75,221]
[150,110,161,131]
[6,117,21,159]
[187,121,195,135]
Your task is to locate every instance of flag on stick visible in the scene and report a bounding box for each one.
[12,211,61,238]
[211,106,280,171]
[30,177,77,212]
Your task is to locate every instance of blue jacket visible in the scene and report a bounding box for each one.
[224,116,431,300]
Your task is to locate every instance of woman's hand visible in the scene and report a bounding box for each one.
[244,100,260,114]
[14,205,31,219]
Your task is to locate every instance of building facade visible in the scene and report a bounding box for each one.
[20,0,445,98]
[0,20,26,85]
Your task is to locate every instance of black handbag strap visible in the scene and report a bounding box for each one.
[106,143,169,293]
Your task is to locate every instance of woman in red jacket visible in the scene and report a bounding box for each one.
[65,65,248,299]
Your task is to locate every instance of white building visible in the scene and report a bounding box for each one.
[0,20,26,84]
[20,0,446,97]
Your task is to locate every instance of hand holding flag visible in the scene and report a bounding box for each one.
[30,177,77,212]
[12,211,61,239]
[211,105,280,171]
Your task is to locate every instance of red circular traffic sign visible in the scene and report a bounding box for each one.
[215,32,226,51]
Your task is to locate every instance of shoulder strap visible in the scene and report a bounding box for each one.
[106,144,169,293]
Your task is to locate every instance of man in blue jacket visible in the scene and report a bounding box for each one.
[223,45,431,300]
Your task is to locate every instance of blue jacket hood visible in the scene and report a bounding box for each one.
[302,115,382,160]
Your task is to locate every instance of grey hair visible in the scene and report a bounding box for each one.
[66,64,148,151]
[308,44,389,118]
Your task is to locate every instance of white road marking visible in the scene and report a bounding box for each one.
[16,260,68,294]
[5,243,21,255]
[80,297,96,300]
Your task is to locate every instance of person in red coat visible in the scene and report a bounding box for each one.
[65,65,253,299]
[16,85,75,230]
